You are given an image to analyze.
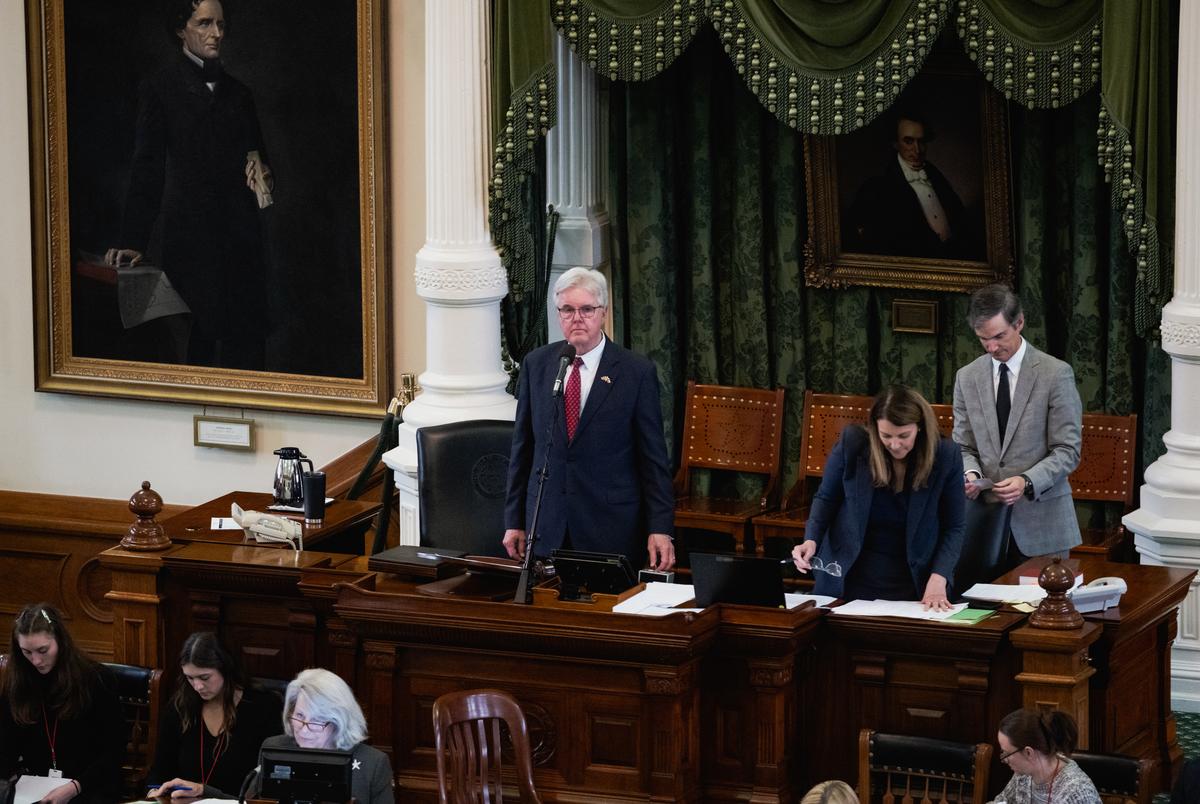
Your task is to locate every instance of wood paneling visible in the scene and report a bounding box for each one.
[0,490,185,661]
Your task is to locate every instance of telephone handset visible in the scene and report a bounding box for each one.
[1067,575,1127,613]
[231,503,304,551]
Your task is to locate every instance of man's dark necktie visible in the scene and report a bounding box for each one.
[565,357,583,441]
[996,362,1011,442]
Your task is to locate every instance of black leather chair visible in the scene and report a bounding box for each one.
[252,675,291,703]
[102,662,162,799]
[1072,751,1152,804]
[858,729,992,804]
[417,420,513,557]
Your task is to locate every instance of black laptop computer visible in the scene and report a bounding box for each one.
[690,552,787,608]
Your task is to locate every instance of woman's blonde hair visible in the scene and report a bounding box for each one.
[801,779,860,804]
[865,385,940,492]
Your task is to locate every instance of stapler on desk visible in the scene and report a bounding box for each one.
[231,502,304,551]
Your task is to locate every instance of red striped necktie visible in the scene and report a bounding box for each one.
[565,357,583,440]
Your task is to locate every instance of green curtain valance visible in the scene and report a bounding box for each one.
[492,0,1172,336]
[552,0,950,134]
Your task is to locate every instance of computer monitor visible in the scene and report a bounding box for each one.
[551,548,638,601]
[691,552,786,608]
[259,746,353,804]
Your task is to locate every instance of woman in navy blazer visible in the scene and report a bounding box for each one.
[792,385,965,608]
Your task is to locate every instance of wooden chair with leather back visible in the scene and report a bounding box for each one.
[753,391,953,555]
[102,662,162,800]
[1071,751,1153,804]
[858,729,992,804]
[433,688,542,804]
[1068,413,1139,562]
[673,381,787,555]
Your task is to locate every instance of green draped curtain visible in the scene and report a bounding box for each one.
[607,28,1168,505]
[491,0,1174,338]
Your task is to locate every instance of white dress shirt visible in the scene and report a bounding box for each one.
[991,337,1028,400]
[574,336,606,413]
[898,155,951,241]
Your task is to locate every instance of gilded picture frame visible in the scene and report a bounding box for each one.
[803,63,1014,294]
[26,0,390,416]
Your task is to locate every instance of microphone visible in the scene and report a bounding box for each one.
[551,343,577,396]
[236,765,260,804]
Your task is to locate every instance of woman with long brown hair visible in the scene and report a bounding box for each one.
[147,632,282,798]
[0,603,126,803]
[792,385,966,608]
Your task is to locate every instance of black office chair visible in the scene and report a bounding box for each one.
[417,420,513,557]
[252,675,291,703]
[103,662,162,799]
[1071,751,1153,804]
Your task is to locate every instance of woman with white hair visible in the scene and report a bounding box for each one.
[254,668,394,804]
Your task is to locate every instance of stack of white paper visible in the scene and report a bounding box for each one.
[829,599,968,620]
[962,583,1049,604]
[786,593,836,609]
[16,776,74,804]
[611,583,837,616]
[612,582,701,616]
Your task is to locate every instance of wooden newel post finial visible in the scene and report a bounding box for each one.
[121,481,172,552]
[1030,557,1084,630]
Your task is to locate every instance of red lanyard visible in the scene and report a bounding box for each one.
[41,705,59,770]
[1045,758,1062,803]
[198,725,228,787]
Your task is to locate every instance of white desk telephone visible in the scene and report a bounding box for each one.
[1067,576,1127,613]
[231,502,304,551]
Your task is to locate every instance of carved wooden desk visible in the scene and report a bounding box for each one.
[99,544,1192,801]
[159,490,381,553]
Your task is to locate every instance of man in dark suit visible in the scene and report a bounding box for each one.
[503,268,676,570]
[849,112,981,260]
[106,0,272,371]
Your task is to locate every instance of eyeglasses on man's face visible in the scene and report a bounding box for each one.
[556,305,603,320]
[289,714,331,734]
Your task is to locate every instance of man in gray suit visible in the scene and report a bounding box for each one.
[952,285,1083,567]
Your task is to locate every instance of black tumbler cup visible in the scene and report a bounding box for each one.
[302,471,327,525]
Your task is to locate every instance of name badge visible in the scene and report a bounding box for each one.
[48,769,63,779]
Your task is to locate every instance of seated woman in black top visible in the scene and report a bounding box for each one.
[792,385,966,609]
[147,632,282,799]
[0,603,126,804]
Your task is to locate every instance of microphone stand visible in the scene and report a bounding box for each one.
[514,394,563,604]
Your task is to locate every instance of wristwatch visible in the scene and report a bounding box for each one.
[1021,474,1034,500]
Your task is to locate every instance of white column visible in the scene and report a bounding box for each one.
[1123,0,1200,710]
[382,0,516,545]
[544,32,610,339]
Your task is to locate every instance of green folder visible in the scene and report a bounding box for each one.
[946,607,995,624]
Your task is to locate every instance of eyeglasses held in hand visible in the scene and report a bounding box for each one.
[289,715,331,734]
[810,557,842,577]
[556,305,603,320]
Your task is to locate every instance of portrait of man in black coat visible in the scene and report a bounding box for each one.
[847,110,985,262]
[105,0,271,370]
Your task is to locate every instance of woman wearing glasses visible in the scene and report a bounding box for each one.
[792,385,965,610]
[147,632,282,798]
[0,603,126,803]
[990,708,1100,804]
[253,668,394,804]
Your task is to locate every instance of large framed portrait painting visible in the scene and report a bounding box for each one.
[26,0,390,415]
[804,62,1014,293]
